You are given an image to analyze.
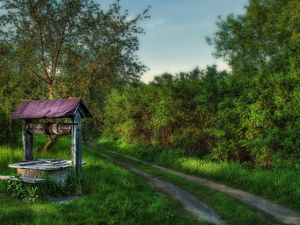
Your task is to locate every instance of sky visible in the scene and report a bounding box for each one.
[0,1,249,83]
[98,0,249,83]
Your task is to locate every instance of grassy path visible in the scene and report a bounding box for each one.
[97,139,300,211]
[94,150,275,225]
[103,150,300,225]
[100,152,226,225]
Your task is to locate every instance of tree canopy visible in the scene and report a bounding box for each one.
[0,0,149,143]
[207,0,300,74]
[0,0,149,99]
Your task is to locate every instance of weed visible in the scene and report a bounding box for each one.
[6,177,39,201]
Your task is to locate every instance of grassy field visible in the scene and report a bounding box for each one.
[97,138,300,211]
[0,137,203,225]
[2,137,299,225]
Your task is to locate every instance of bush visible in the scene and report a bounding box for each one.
[103,66,300,168]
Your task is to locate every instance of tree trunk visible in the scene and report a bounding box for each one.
[42,82,55,151]
[48,83,53,99]
[43,135,59,152]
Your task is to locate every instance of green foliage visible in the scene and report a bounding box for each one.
[103,64,300,167]
[207,0,300,74]
[39,174,82,198]
[6,178,39,201]
[5,173,82,201]
[103,0,300,168]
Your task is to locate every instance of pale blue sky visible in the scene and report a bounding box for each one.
[98,0,248,82]
[0,1,249,82]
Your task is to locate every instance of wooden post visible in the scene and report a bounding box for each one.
[22,119,33,161]
[71,112,82,176]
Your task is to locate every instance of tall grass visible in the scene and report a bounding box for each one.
[97,138,300,210]
[0,145,22,173]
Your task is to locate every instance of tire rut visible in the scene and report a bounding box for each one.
[105,150,300,225]
[100,153,227,225]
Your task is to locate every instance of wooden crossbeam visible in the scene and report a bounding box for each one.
[27,123,72,135]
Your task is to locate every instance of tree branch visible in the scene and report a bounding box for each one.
[37,20,51,82]
[51,20,67,79]
[16,58,49,84]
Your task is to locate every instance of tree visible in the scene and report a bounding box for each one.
[0,0,149,99]
[0,0,149,148]
[207,0,300,74]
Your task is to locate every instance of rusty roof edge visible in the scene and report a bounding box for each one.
[12,98,92,119]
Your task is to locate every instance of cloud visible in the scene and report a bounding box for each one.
[144,19,167,28]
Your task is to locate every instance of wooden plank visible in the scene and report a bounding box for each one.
[20,177,46,183]
[9,160,86,171]
[22,119,33,161]
[71,112,82,176]
[0,175,45,183]
[0,175,16,181]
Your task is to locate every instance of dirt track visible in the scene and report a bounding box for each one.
[100,153,226,225]
[105,150,300,225]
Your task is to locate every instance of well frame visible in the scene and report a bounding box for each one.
[11,99,92,181]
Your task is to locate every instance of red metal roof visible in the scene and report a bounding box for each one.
[12,99,92,119]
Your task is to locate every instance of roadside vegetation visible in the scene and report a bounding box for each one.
[103,65,300,169]
[97,138,300,211]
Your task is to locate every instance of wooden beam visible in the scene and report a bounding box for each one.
[71,112,82,176]
[22,119,33,161]
[0,175,16,181]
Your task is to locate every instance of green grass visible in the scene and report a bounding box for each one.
[97,138,300,211]
[0,136,204,225]
[101,151,277,225]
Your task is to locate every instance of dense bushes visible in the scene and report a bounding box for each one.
[103,66,300,167]
[104,0,300,168]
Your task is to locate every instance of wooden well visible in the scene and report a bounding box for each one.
[11,99,92,184]
[9,159,86,184]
